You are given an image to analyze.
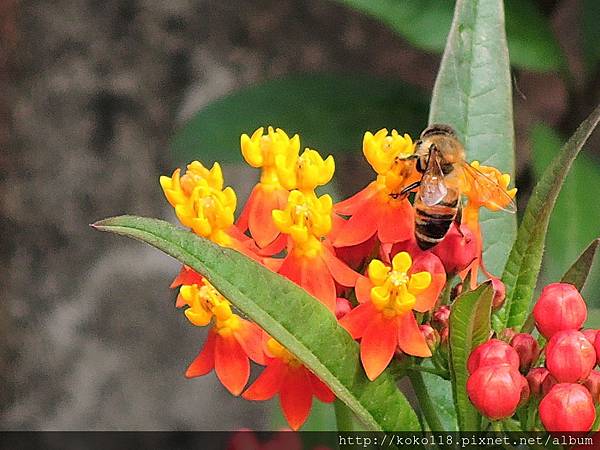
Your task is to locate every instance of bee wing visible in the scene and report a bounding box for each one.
[461,162,517,213]
[419,151,448,206]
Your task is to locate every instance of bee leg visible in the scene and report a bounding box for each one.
[400,181,421,198]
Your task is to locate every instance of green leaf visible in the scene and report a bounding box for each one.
[92,215,420,431]
[583,0,600,74]
[561,239,600,292]
[494,105,600,331]
[171,74,428,164]
[530,123,600,304]
[428,0,516,277]
[332,0,563,72]
[448,282,494,431]
[421,372,458,431]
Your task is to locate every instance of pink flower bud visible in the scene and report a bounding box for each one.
[419,324,440,353]
[583,370,600,403]
[595,336,600,367]
[540,383,596,432]
[526,367,550,397]
[533,283,587,339]
[467,364,528,420]
[582,329,599,345]
[510,333,540,373]
[490,278,506,311]
[335,298,351,319]
[431,223,478,274]
[546,330,596,383]
[497,328,516,343]
[433,306,450,330]
[467,339,520,374]
[541,372,558,397]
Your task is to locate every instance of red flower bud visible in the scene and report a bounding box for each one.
[467,364,528,420]
[335,297,351,319]
[539,383,596,432]
[583,370,600,404]
[490,278,506,311]
[546,330,596,383]
[526,367,549,397]
[510,333,540,373]
[420,324,440,353]
[433,306,450,330]
[440,327,449,345]
[541,372,558,397]
[497,328,516,343]
[431,223,478,274]
[582,329,599,345]
[533,283,587,339]
[467,339,520,374]
[595,336,600,366]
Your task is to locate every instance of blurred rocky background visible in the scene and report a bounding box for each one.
[1,0,599,430]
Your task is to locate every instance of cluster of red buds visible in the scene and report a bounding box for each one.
[467,282,599,432]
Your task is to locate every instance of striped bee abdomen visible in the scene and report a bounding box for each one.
[414,197,458,250]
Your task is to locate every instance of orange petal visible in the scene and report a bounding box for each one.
[279,367,314,430]
[355,275,373,304]
[215,334,250,396]
[243,359,287,401]
[278,252,302,286]
[170,265,203,288]
[334,182,378,215]
[257,233,287,257]
[339,301,376,338]
[185,329,216,378]
[263,256,284,272]
[249,186,284,248]
[234,320,266,365]
[309,371,335,403]
[333,201,379,248]
[322,247,359,287]
[411,253,446,313]
[377,199,414,244]
[303,257,337,313]
[397,312,432,358]
[360,314,398,380]
[236,185,257,232]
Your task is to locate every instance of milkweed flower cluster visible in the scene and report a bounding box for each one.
[467,282,598,432]
[159,125,517,430]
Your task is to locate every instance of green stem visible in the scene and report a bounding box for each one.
[490,420,503,432]
[334,399,355,431]
[408,370,444,431]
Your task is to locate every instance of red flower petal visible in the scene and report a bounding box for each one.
[334,182,378,215]
[360,314,398,381]
[333,201,379,248]
[249,186,287,248]
[322,246,359,287]
[185,329,216,378]
[279,367,314,430]
[309,371,335,403]
[234,320,266,365]
[278,252,302,286]
[215,334,250,396]
[170,265,203,288]
[175,292,187,308]
[243,359,287,401]
[339,302,376,339]
[377,200,414,244]
[397,312,432,357]
[302,256,336,313]
[355,275,372,304]
[235,185,255,233]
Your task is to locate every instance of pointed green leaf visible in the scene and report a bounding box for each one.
[448,282,494,431]
[421,373,458,431]
[561,239,600,291]
[494,104,600,331]
[428,0,516,277]
[171,74,428,164]
[93,215,420,431]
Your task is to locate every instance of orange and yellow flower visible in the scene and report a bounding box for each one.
[340,252,435,380]
[333,129,419,247]
[183,279,265,396]
[243,338,335,430]
[236,127,300,248]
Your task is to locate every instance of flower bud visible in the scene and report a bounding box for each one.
[467,339,520,374]
[533,283,587,339]
[526,367,550,397]
[582,329,599,346]
[420,324,440,353]
[539,383,596,432]
[497,328,516,343]
[467,364,528,420]
[490,278,506,311]
[451,282,463,299]
[595,337,600,366]
[431,223,478,274]
[335,297,351,319]
[541,372,558,397]
[433,306,450,330]
[510,333,540,373]
[583,370,600,403]
[546,330,596,383]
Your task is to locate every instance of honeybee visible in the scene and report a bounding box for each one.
[400,124,516,249]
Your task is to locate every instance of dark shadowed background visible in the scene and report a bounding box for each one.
[1,0,599,430]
